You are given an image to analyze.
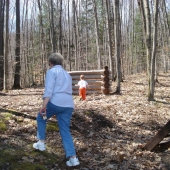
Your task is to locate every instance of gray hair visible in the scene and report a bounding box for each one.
[48,53,64,66]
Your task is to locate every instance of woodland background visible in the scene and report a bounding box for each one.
[0,73,170,169]
[1,0,170,169]
[0,0,170,101]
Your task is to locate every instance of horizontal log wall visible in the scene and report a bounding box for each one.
[69,67,111,95]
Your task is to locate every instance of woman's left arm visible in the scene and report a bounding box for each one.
[41,70,55,115]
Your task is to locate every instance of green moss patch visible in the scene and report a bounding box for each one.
[16,116,24,122]
[12,162,46,170]
[46,122,59,132]
[0,121,7,131]
[0,142,60,170]
[84,111,92,115]
[0,112,13,132]
[0,112,13,120]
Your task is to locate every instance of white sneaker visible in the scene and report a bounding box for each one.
[66,157,80,166]
[33,141,46,151]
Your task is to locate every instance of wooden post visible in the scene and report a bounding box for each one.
[143,120,170,151]
[101,66,110,95]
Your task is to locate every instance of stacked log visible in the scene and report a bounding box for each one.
[101,66,110,95]
[69,66,111,95]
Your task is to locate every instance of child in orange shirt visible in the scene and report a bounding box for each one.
[77,75,88,100]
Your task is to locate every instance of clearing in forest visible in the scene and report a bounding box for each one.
[0,72,170,169]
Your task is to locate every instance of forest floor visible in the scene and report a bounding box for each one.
[0,72,170,170]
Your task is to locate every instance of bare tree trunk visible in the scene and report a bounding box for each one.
[85,0,88,70]
[27,12,30,86]
[162,0,170,36]
[21,0,25,87]
[13,0,21,89]
[59,0,62,54]
[138,0,152,100]
[77,1,82,70]
[0,0,5,90]
[105,0,113,79]
[149,0,159,100]
[138,0,159,101]
[123,0,128,75]
[92,0,101,69]
[67,1,71,71]
[51,0,57,52]
[72,0,78,70]
[4,0,9,90]
[37,0,45,84]
[160,0,170,73]
[114,0,121,94]
[143,0,152,76]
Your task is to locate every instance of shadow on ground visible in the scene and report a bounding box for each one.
[0,106,170,169]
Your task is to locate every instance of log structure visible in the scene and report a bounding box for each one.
[101,66,110,95]
[69,66,111,95]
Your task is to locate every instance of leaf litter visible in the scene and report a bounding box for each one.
[0,73,170,169]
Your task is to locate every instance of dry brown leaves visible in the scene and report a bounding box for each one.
[0,73,170,169]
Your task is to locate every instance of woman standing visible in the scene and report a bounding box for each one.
[33,53,80,167]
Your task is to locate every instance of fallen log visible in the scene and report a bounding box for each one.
[143,120,170,151]
[72,90,101,95]
[71,74,102,80]
[72,80,101,86]
[72,85,101,91]
[69,70,111,75]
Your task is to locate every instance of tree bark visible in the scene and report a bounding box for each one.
[114,0,121,94]
[4,0,9,90]
[72,0,78,70]
[105,0,113,80]
[67,1,71,71]
[92,0,101,69]
[38,0,45,84]
[138,0,152,100]
[13,0,21,89]
[0,0,5,90]
[59,0,62,54]
[85,0,88,70]
[51,0,57,52]
[149,0,159,100]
